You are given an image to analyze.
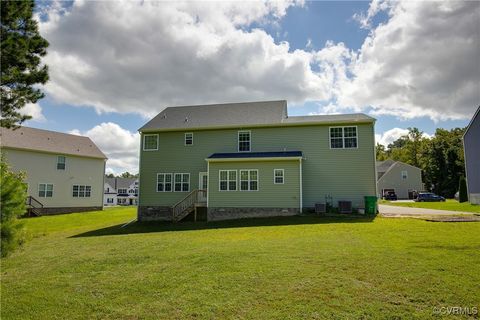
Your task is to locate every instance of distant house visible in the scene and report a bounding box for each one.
[104,177,139,206]
[137,100,377,222]
[463,106,480,204]
[376,160,423,199]
[1,126,107,214]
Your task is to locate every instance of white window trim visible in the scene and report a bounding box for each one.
[38,183,54,198]
[143,134,159,151]
[274,169,284,184]
[238,130,251,152]
[174,173,190,192]
[184,132,194,146]
[156,173,173,192]
[72,184,92,198]
[329,126,358,150]
[56,155,66,170]
[401,170,408,180]
[219,170,237,191]
[239,169,259,191]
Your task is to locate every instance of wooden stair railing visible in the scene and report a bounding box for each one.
[171,189,206,222]
[25,196,44,217]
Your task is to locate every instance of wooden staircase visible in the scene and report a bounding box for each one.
[25,196,44,217]
[172,189,207,222]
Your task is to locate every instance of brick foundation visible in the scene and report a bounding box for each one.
[207,207,299,221]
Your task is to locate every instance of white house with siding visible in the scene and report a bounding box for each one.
[376,160,423,199]
[104,177,139,206]
[1,126,107,214]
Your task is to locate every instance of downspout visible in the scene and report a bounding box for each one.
[299,158,303,213]
[206,161,210,208]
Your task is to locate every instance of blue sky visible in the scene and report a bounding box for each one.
[28,1,478,173]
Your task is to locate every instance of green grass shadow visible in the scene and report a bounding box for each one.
[70,214,376,238]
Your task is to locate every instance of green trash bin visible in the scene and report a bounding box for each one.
[364,196,378,215]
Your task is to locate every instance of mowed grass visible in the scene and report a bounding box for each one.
[380,199,480,213]
[2,208,480,319]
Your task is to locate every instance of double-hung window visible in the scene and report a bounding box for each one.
[174,173,190,192]
[274,169,284,184]
[157,173,172,192]
[143,134,158,151]
[219,170,237,191]
[39,183,53,197]
[238,131,251,152]
[57,156,66,170]
[239,170,258,191]
[73,185,91,197]
[330,127,357,149]
[401,170,408,180]
[185,133,193,146]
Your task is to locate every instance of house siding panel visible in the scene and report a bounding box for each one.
[3,148,105,209]
[139,123,376,210]
[464,109,480,204]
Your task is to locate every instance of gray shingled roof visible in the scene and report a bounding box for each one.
[376,160,396,173]
[105,177,137,189]
[139,100,374,132]
[1,126,106,159]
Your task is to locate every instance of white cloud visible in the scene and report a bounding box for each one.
[21,103,46,122]
[376,127,432,146]
[339,1,479,121]
[36,0,478,122]
[69,122,140,174]
[375,127,409,146]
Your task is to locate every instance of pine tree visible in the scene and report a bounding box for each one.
[1,0,49,128]
[458,176,468,203]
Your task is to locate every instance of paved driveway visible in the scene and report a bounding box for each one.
[379,204,473,216]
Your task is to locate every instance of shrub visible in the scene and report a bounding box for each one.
[458,176,468,203]
[0,158,27,257]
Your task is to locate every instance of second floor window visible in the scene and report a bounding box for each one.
[401,170,408,180]
[330,127,357,149]
[143,134,158,151]
[118,188,127,194]
[57,156,66,170]
[185,133,193,146]
[238,131,251,152]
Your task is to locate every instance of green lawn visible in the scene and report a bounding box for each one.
[380,199,480,213]
[2,208,480,319]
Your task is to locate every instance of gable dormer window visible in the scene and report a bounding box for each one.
[238,131,251,152]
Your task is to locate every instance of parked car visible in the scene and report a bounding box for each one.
[383,191,398,201]
[414,192,446,202]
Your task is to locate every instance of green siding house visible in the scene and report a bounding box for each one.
[138,100,377,221]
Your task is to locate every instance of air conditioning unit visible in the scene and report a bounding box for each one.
[338,201,352,214]
[315,203,326,214]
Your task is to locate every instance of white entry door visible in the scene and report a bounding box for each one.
[198,172,208,203]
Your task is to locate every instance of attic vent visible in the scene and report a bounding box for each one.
[162,114,167,119]
[184,117,188,122]
[77,149,80,152]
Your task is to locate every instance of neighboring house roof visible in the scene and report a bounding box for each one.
[376,160,421,181]
[376,160,397,174]
[139,100,375,132]
[0,126,106,159]
[105,177,138,190]
[463,106,480,138]
[208,151,303,159]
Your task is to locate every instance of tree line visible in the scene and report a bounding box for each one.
[376,127,466,198]
[105,172,139,179]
